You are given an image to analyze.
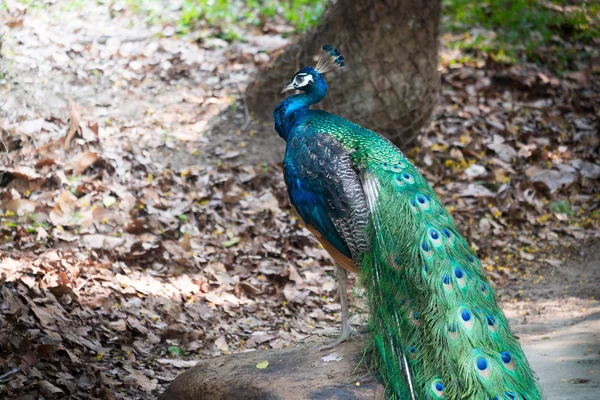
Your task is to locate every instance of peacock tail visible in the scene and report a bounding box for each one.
[322,114,542,399]
[275,45,543,400]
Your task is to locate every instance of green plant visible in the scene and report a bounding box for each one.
[443,0,600,69]
[178,0,327,39]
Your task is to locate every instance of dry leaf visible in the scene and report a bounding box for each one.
[69,151,99,175]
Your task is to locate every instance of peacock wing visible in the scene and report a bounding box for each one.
[283,131,370,268]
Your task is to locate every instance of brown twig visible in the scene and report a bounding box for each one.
[64,99,82,150]
[0,367,20,382]
[234,82,251,132]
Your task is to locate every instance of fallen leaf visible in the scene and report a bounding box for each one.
[124,370,158,393]
[464,164,486,178]
[156,359,199,368]
[38,380,64,396]
[103,195,117,208]
[256,360,269,369]
[488,143,517,162]
[223,237,241,248]
[3,199,37,216]
[322,353,343,362]
[571,160,600,179]
[81,234,125,250]
[19,118,45,135]
[215,336,229,352]
[246,332,275,348]
[167,346,185,356]
[69,151,99,175]
[530,169,576,193]
[459,184,495,197]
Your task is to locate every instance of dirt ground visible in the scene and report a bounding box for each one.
[1,1,599,399]
[502,238,600,399]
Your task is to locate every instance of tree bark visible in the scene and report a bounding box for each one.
[246,0,441,148]
[158,338,383,400]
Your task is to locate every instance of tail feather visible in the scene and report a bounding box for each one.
[359,160,542,399]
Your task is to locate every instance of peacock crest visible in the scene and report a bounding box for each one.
[315,44,345,73]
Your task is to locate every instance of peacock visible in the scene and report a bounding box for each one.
[274,44,542,400]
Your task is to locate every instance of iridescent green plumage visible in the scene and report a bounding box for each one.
[276,46,542,400]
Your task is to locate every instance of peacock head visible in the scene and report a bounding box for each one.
[280,44,344,96]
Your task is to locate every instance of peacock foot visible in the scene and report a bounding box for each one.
[318,323,360,351]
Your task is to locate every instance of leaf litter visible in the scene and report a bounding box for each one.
[0,0,599,399]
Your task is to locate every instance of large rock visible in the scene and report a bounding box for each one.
[159,338,383,400]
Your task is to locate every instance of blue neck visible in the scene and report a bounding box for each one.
[274,90,326,142]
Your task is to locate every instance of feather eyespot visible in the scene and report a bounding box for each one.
[428,228,443,247]
[447,323,459,339]
[442,228,454,244]
[401,172,415,184]
[423,265,428,275]
[408,346,418,359]
[461,309,471,322]
[431,379,445,398]
[421,242,433,259]
[391,163,404,172]
[487,315,498,333]
[459,308,474,330]
[415,195,430,210]
[454,267,467,287]
[504,392,516,400]
[500,351,515,371]
[389,255,403,271]
[475,356,491,379]
[476,357,488,370]
[481,282,491,297]
[442,273,453,291]
[409,198,419,212]
[394,175,406,187]
[408,310,421,326]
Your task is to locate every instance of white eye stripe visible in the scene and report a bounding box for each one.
[294,73,313,87]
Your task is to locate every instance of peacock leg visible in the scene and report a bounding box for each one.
[319,264,357,350]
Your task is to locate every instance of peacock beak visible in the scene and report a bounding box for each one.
[281,82,296,94]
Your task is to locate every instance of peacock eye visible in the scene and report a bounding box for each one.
[296,76,305,84]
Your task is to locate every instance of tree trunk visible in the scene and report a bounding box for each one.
[246,0,441,148]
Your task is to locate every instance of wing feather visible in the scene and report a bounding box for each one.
[283,131,370,263]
